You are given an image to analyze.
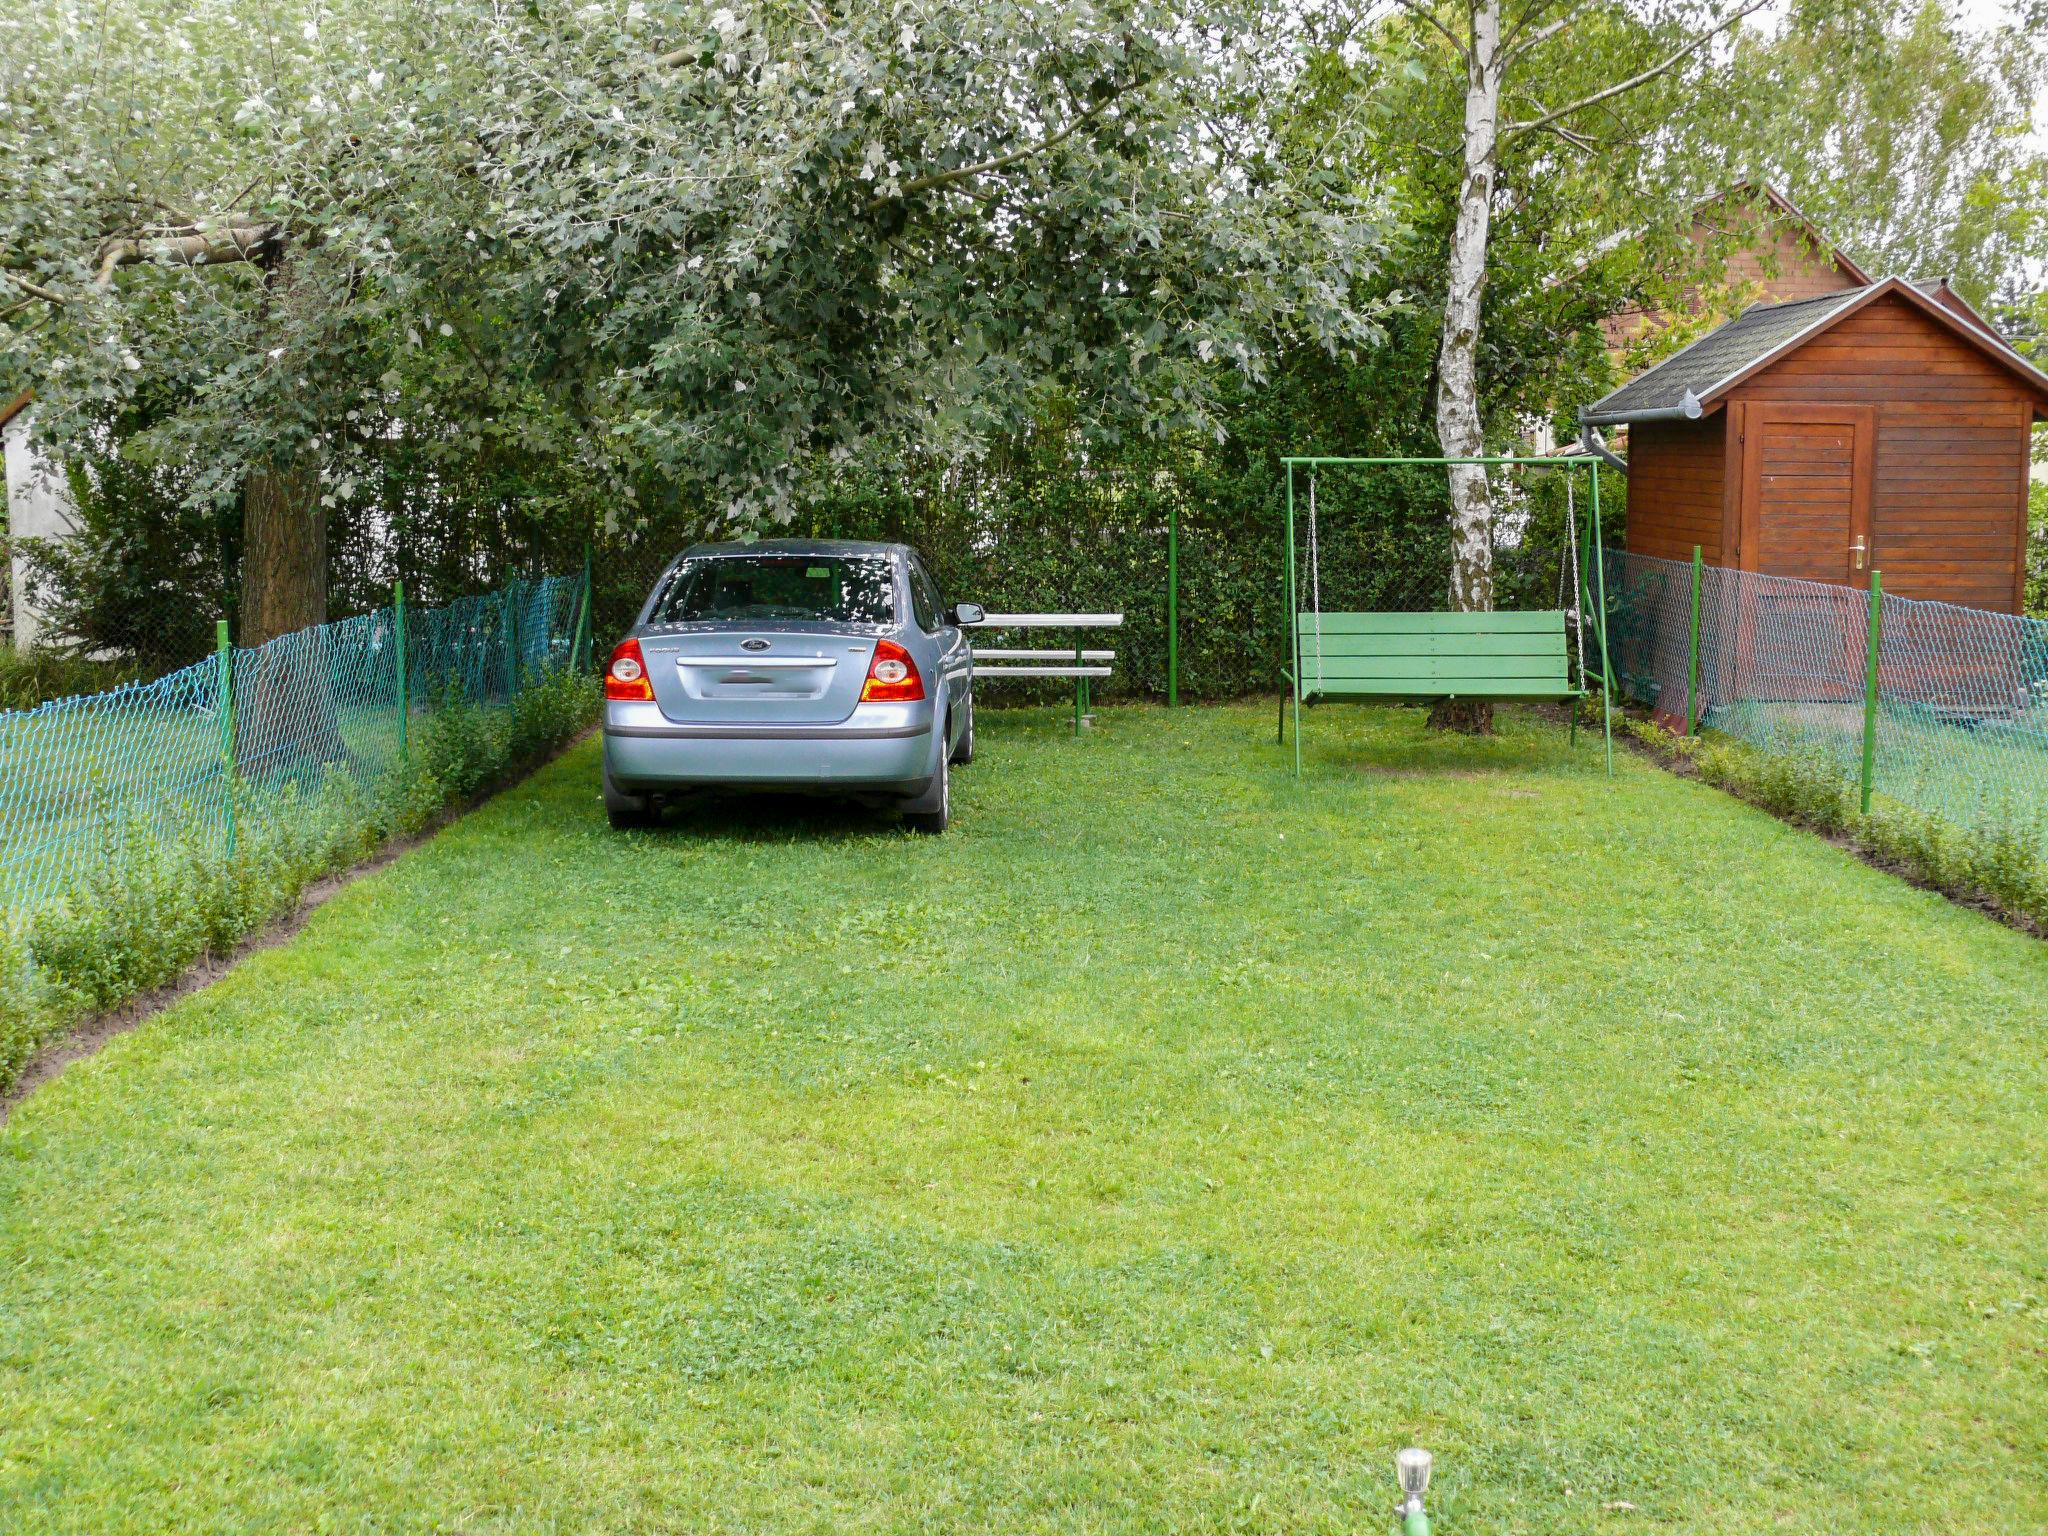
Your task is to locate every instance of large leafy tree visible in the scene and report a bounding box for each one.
[3,0,1393,647]
[1714,0,2048,306]
[2,0,488,643]
[469,0,1392,517]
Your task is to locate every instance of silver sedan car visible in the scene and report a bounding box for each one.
[600,540,982,832]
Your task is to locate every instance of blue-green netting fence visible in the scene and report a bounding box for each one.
[1608,552,2048,853]
[0,574,586,920]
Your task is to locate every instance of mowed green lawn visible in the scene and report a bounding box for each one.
[3,704,2044,1534]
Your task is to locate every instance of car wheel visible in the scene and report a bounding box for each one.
[902,732,951,835]
[603,763,659,830]
[949,690,975,766]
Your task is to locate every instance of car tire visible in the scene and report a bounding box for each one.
[902,727,951,835]
[603,763,659,830]
[949,690,975,766]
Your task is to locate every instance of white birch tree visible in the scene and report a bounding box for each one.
[1388,0,1771,729]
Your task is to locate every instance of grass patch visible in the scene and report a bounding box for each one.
[2,703,2045,1532]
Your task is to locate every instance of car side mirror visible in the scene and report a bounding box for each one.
[949,602,986,627]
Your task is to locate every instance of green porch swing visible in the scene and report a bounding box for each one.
[1278,454,1616,777]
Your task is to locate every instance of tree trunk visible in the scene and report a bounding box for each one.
[1430,0,1503,736]
[240,460,325,646]
[235,460,347,778]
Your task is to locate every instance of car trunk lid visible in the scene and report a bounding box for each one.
[638,626,878,724]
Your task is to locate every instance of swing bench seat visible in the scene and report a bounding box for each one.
[1290,610,1582,704]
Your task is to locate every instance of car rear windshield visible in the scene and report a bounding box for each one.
[651,554,898,626]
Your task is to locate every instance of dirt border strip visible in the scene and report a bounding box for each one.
[0,726,598,1126]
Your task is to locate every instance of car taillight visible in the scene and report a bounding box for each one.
[860,638,925,702]
[605,638,654,702]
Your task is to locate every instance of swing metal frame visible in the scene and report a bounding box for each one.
[1281,454,1616,779]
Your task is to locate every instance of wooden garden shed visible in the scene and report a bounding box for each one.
[1582,276,2048,614]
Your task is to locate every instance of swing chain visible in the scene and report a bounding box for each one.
[1566,476,1586,694]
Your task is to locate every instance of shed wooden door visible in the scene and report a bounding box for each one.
[1736,404,1875,702]
[1742,404,1875,584]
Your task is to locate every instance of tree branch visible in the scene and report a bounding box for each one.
[1389,0,1471,63]
[1500,0,1773,139]
[5,273,69,307]
[94,220,283,284]
[102,193,199,226]
[1501,0,1600,65]
[1537,119,1600,154]
[862,89,1132,214]
[1509,87,1607,153]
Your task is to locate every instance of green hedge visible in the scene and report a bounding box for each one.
[589,455,1614,702]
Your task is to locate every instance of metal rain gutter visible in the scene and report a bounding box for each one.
[1575,410,1630,475]
[1579,388,1704,429]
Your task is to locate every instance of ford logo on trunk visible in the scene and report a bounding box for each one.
[740,638,771,651]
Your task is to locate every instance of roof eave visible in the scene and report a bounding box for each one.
[1578,289,1862,423]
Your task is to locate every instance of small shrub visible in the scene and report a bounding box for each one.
[0,649,151,712]
[415,691,508,804]
[0,923,47,1091]
[509,668,598,762]
[1860,803,2048,927]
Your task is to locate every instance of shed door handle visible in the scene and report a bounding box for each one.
[1850,535,1867,570]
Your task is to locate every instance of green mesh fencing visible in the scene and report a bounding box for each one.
[0,573,586,920]
[1611,553,2048,854]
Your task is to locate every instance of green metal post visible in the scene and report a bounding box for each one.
[1167,499,1179,707]
[216,619,236,854]
[1686,544,1703,735]
[1860,569,1883,816]
[394,580,410,762]
[1591,462,1614,779]
[1569,491,1591,749]
[575,542,594,672]
[1286,464,1301,779]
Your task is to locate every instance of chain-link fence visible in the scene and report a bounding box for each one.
[1608,552,2048,854]
[0,573,588,920]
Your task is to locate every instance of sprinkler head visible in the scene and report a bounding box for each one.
[1396,1447,1433,1502]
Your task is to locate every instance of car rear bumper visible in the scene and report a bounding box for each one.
[602,700,935,791]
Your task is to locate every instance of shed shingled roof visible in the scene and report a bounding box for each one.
[1582,277,2048,426]
[1580,289,1863,424]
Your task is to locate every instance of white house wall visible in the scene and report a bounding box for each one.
[3,409,80,652]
